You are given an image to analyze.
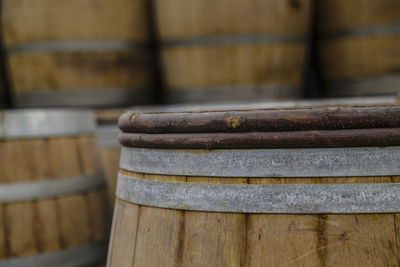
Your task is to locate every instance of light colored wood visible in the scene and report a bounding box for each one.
[106,198,140,267]
[109,172,400,266]
[317,177,399,266]
[247,178,320,267]
[318,0,400,95]
[100,147,121,203]
[34,199,61,253]
[156,0,311,38]
[163,44,306,88]
[2,140,41,257]
[156,0,311,101]
[2,0,149,45]
[2,0,153,106]
[320,36,400,81]
[8,51,151,94]
[318,0,400,32]
[183,176,247,267]
[47,137,91,248]
[133,173,186,267]
[0,135,110,264]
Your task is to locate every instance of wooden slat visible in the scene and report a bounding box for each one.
[156,0,311,38]
[106,198,140,267]
[182,177,247,267]
[133,173,186,267]
[47,137,91,249]
[2,0,149,45]
[2,140,41,257]
[247,178,320,266]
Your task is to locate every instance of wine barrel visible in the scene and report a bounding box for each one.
[96,109,124,204]
[1,0,153,108]
[155,0,312,103]
[0,110,110,266]
[318,0,400,96]
[108,101,400,266]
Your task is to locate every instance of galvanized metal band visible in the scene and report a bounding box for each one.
[97,125,121,148]
[5,40,149,53]
[161,34,308,47]
[117,173,400,214]
[13,88,152,108]
[165,84,301,104]
[0,109,95,139]
[0,172,105,203]
[326,75,400,97]
[0,239,108,267]
[120,146,400,178]
[320,23,400,39]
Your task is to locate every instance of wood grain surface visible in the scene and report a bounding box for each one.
[0,136,110,265]
[155,0,312,102]
[108,171,400,267]
[2,0,153,107]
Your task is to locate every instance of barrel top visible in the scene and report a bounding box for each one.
[0,109,96,139]
[119,97,400,149]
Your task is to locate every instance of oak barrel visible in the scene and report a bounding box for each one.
[318,0,400,96]
[1,0,153,107]
[108,100,400,266]
[155,0,312,103]
[0,109,110,266]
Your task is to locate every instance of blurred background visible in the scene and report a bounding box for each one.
[0,0,399,265]
[1,0,399,109]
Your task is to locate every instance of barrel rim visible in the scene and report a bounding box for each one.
[0,109,96,139]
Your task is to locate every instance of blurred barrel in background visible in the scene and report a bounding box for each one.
[95,108,123,205]
[1,0,154,108]
[318,0,400,96]
[155,0,312,103]
[0,110,110,266]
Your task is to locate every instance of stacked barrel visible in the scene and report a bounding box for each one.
[1,0,154,107]
[155,0,312,103]
[0,110,110,266]
[318,0,400,96]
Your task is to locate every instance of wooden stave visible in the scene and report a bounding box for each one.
[1,0,153,108]
[317,0,400,96]
[108,170,400,267]
[155,0,312,103]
